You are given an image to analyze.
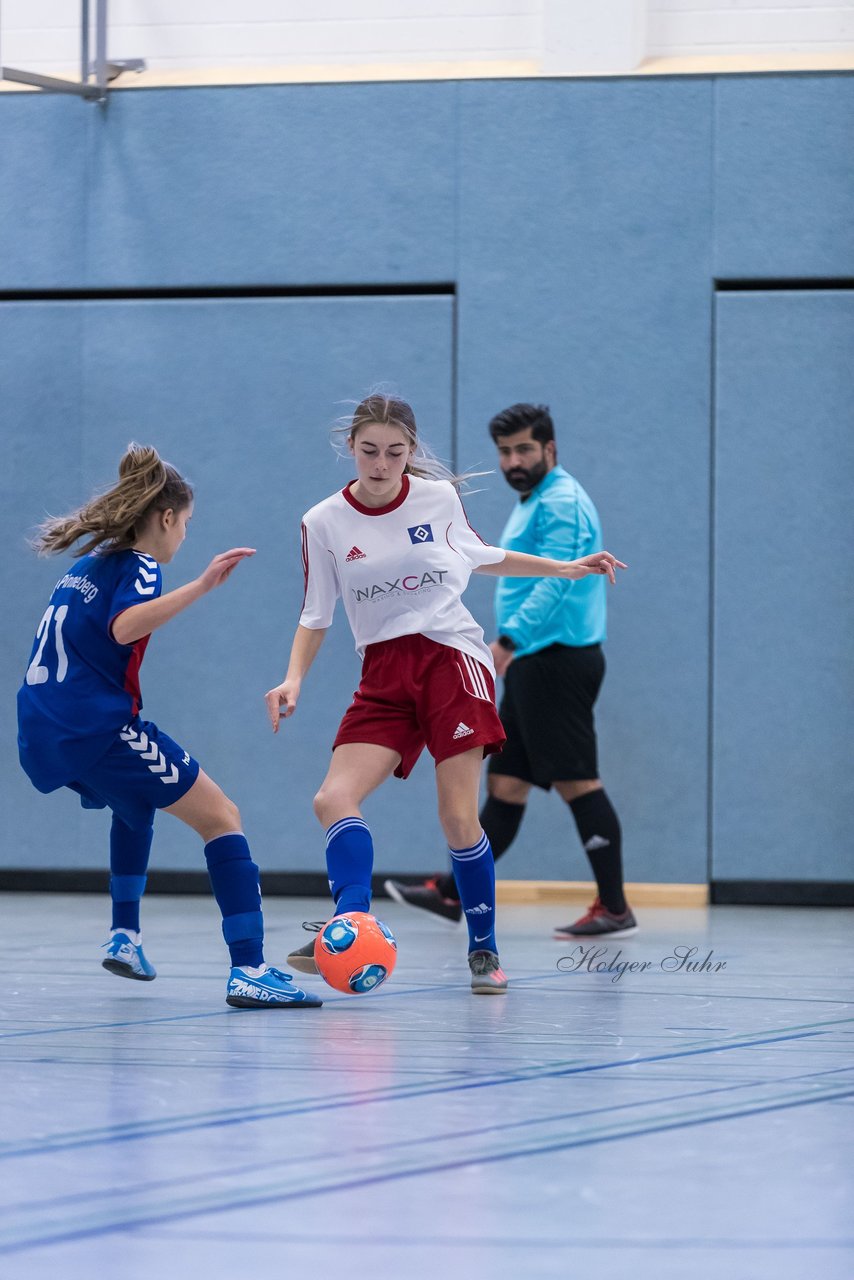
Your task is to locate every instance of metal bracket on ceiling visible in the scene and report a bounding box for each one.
[1,1,146,104]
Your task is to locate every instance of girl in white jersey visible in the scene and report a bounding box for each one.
[265,396,625,994]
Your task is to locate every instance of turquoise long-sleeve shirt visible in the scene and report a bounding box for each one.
[494,464,606,657]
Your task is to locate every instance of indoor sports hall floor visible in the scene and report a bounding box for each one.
[1,893,852,1278]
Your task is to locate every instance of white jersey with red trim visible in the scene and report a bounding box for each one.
[299,475,506,673]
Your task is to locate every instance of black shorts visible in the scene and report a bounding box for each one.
[487,643,605,790]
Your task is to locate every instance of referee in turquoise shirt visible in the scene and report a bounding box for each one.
[386,403,636,939]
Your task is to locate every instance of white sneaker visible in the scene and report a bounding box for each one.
[101,931,156,981]
[226,965,322,1008]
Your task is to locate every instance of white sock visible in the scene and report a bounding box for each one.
[111,928,141,945]
[240,964,268,978]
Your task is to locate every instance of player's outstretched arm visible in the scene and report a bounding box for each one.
[111,548,256,646]
[265,624,327,733]
[476,549,627,585]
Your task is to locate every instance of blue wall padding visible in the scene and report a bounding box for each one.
[2,74,851,884]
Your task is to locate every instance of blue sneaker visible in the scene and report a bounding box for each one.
[226,965,323,1009]
[101,931,157,981]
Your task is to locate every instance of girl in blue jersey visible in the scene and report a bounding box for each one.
[18,444,320,1010]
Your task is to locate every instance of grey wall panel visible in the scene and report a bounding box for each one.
[455,79,715,885]
[0,304,92,874]
[2,296,454,874]
[2,73,851,889]
[0,84,456,289]
[0,97,87,293]
[713,291,854,881]
[0,96,87,289]
[85,86,456,286]
[715,74,854,280]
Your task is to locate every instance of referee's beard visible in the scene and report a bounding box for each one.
[504,458,549,494]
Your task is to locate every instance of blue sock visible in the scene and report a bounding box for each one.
[110,815,153,933]
[204,833,264,969]
[326,817,373,916]
[450,832,497,954]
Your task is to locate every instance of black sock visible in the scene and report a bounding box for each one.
[437,796,525,900]
[568,789,626,915]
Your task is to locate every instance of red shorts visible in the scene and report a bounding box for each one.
[333,634,506,779]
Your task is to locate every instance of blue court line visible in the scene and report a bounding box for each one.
[5,1064,851,1218]
[532,980,854,1008]
[0,1021,845,1161]
[3,966,851,1041]
[0,980,463,1040]
[141,1228,854,1250]
[1,1083,852,1256]
[2,1054,472,1082]
[516,964,854,999]
[1,1018,846,1159]
[0,1009,241,1039]
[657,1012,854,1050]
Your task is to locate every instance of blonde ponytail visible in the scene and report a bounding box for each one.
[34,443,193,558]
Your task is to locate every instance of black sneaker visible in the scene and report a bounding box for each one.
[286,920,323,975]
[553,898,638,939]
[468,950,509,995]
[383,877,462,924]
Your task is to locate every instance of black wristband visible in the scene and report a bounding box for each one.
[496,634,517,652]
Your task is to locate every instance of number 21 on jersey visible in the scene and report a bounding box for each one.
[26,605,69,685]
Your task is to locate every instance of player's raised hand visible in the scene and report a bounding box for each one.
[564,551,627,585]
[265,679,301,733]
[198,548,256,592]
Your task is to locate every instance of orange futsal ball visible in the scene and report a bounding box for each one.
[314,912,398,995]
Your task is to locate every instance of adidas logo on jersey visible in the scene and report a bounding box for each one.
[452,722,474,739]
[346,546,367,562]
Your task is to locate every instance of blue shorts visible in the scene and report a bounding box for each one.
[67,717,200,832]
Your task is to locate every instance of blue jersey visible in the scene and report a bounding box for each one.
[17,549,162,792]
[494,465,606,656]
